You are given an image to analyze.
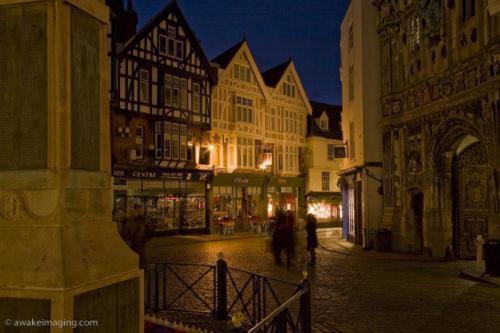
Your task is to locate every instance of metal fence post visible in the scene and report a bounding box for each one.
[216,253,228,320]
[300,278,312,333]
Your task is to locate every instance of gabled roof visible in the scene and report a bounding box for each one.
[308,100,343,140]
[211,39,246,69]
[262,59,292,87]
[263,60,312,114]
[118,0,216,84]
[210,40,271,101]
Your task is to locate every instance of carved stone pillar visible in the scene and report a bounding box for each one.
[0,1,142,332]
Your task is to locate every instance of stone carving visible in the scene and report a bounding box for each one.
[464,172,486,208]
[0,194,21,220]
[408,152,423,175]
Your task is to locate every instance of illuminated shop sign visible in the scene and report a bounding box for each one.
[233,177,249,184]
[112,169,211,181]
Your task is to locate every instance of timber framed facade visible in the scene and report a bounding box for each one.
[209,40,312,229]
[110,0,216,234]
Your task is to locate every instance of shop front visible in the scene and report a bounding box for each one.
[306,192,342,227]
[267,176,306,219]
[211,173,267,232]
[112,168,212,235]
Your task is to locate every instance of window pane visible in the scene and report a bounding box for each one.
[173,88,180,107]
[159,35,167,54]
[164,86,172,106]
[168,38,175,56]
[176,41,183,59]
[181,89,187,109]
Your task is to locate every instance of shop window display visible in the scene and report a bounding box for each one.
[113,179,208,233]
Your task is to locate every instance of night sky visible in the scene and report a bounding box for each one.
[132,0,349,105]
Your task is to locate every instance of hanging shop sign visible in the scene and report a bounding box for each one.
[112,168,212,181]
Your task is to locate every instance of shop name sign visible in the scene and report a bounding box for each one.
[233,177,249,184]
[112,169,210,181]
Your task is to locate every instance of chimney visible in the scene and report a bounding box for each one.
[117,0,138,43]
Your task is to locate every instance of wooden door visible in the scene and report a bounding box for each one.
[455,142,489,259]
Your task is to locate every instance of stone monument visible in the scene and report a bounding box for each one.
[0,0,142,332]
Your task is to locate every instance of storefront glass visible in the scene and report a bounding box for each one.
[212,186,262,220]
[113,179,207,233]
[267,186,299,217]
[307,199,342,223]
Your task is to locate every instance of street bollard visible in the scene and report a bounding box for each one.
[216,252,228,320]
[300,273,312,333]
[476,235,484,264]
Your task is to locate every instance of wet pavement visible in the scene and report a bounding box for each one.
[146,229,500,333]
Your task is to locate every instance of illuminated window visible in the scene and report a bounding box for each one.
[233,64,251,82]
[322,172,330,191]
[235,96,253,123]
[180,78,188,109]
[237,137,254,168]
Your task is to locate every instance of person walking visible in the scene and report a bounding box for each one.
[122,203,151,269]
[286,210,296,261]
[272,210,290,266]
[305,214,318,266]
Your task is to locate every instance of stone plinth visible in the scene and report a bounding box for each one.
[0,0,142,332]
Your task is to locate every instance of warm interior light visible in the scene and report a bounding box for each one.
[208,144,215,152]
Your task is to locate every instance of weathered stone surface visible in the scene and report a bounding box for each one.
[70,7,100,171]
[0,4,47,169]
[74,278,139,333]
[0,298,50,333]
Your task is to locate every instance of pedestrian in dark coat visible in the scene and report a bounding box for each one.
[123,204,150,269]
[305,214,318,266]
[286,210,296,259]
[272,210,290,266]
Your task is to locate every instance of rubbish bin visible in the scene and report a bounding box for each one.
[484,239,500,276]
[375,228,391,252]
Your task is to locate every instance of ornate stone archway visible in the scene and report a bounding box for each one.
[429,117,491,259]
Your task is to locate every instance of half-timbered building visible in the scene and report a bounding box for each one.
[111,0,216,234]
[209,40,311,229]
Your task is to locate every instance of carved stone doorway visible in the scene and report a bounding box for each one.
[452,141,489,259]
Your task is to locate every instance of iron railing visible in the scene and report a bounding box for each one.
[145,257,311,333]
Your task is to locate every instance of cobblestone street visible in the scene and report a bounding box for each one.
[146,229,500,333]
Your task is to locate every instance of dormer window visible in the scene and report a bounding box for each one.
[319,112,329,131]
[320,120,328,130]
